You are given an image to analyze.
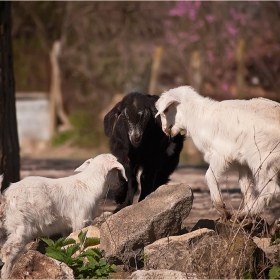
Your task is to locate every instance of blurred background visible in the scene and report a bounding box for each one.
[12,1,280,165]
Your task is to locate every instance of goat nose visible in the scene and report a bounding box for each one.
[130,133,142,147]
[165,125,172,135]
[134,135,141,143]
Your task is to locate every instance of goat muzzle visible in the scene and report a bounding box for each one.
[165,125,173,136]
[130,135,142,147]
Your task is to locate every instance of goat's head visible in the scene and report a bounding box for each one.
[75,154,127,190]
[155,92,182,137]
[104,92,159,148]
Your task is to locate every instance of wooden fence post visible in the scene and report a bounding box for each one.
[189,50,202,92]
[149,46,163,95]
[236,39,245,99]
[49,41,72,138]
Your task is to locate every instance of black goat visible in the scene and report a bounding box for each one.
[104,92,185,212]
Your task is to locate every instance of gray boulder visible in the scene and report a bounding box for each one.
[144,228,214,270]
[100,183,193,266]
[92,211,113,228]
[129,269,190,279]
[254,237,280,266]
[171,220,269,279]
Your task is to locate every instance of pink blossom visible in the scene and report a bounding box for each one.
[188,8,197,21]
[178,32,188,39]
[178,42,186,52]
[196,19,204,28]
[227,25,238,36]
[194,1,201,8]
[188,34,199,43]
[206,50,214,63]
[230,8,239,21]
[225,47,234,60]
[169,1,201,21]
[169,1,189,16]
[221,82,229,92]
[205,14,215,23]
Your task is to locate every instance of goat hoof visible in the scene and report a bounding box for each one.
[214,202,232,222]
[232,213,254,227]
[232,215,270,235]
[219,210,232,223]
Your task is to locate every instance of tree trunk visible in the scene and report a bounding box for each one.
[0,2,20,191]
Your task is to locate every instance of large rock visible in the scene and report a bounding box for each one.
[144,228,214,270]
[92,211,113,228]
[67,225,100,243]
[9,250,74,279]
[254,237,280,265]
[65,225,100,257]
[129,269,189,279]
[170,220,269,279]
[100,183,193,266]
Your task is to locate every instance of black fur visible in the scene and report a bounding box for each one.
[104,92,185,212]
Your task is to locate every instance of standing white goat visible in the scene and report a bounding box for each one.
[155,86,280,230]
[0,153,127,279]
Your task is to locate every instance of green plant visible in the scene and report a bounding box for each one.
[269,265,280,279]
[270,232,280,246]
[52,130,75,146]
[41,231,116,279]
[267,232,280,279]
[243,271,253,279]
[141,252,149,268]
[52,111,106,148]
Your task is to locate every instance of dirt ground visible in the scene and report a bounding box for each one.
[20,146,280,232]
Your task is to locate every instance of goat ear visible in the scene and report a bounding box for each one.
[104,101,123,137]
[155,95,180,118]
[146,94,159,117]
[108,161,127,181]
[74,159,93,172]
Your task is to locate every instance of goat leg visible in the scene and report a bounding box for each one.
[113,178,138,213]
[113,183,128,205]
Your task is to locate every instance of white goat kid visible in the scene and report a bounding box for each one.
[0,153,127,279]
[155,86,280,228]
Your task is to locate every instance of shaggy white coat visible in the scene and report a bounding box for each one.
[155,86,280,225]
[0,154,126,279]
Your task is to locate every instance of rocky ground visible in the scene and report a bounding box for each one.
[3,155,279,279]
[21,156,280,232]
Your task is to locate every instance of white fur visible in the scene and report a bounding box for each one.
[0,154,126,279]
[155,85,280,223]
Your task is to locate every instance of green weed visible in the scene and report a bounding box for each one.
[41,230,116,279]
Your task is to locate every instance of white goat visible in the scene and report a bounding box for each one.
[155,86,280,229]
[0,153,127,279]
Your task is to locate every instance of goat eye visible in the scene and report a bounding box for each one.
[123,109,129,119]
